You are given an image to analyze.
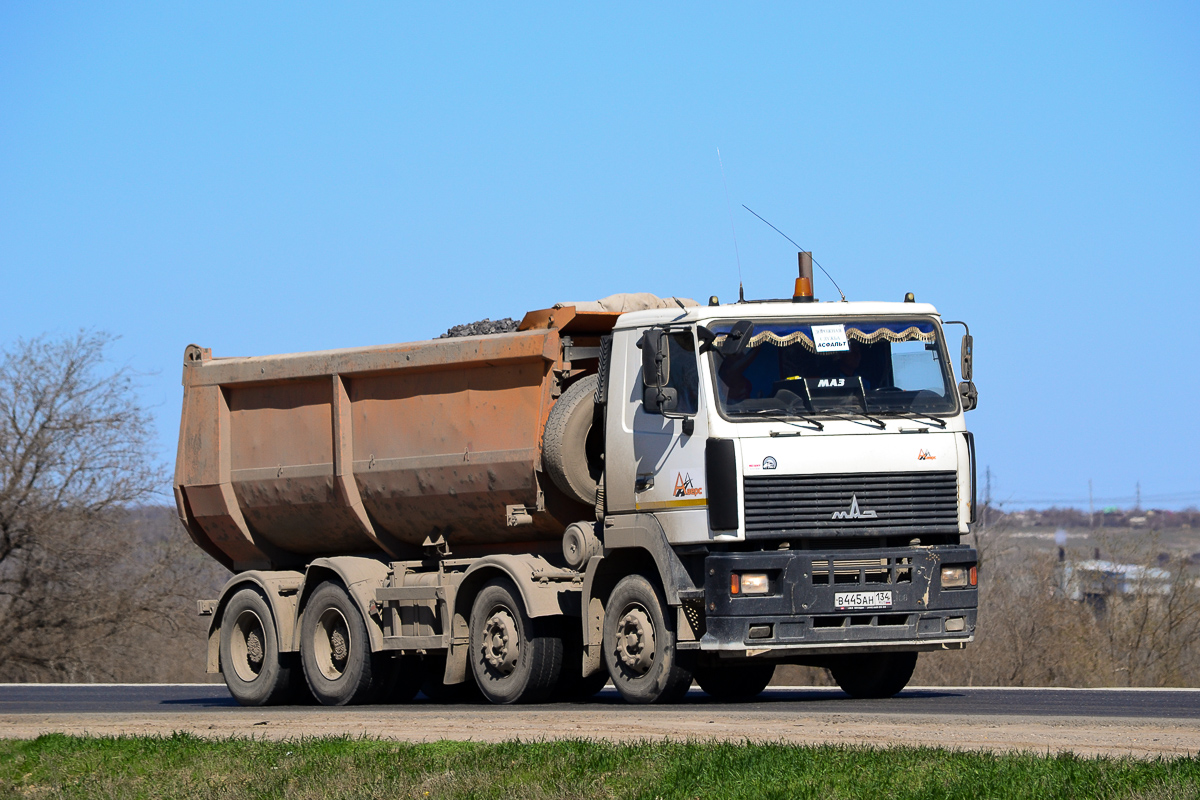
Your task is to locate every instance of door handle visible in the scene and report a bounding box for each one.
[635,474,655,492]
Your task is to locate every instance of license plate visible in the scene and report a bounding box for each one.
[834,590,893,610]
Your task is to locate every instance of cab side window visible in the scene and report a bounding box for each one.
[666,332,698,415]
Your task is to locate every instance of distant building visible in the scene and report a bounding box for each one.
[1061,560,1172,604]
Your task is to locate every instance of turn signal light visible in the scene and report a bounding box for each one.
[970,566,977,586]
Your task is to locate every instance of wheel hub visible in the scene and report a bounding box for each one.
[245,629,264,667]
[329,628,348,664]
[314,607,351,680]
[231,609,266,682]
[615,606,655,674]
[481,609,519,675]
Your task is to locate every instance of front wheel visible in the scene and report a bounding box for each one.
[603,574,693,704]
[829,652,918,699]
[300,581,386,706]
[694,662,775,702]
[469,579,563,704]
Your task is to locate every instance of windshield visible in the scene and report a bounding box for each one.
[708,318,958,419]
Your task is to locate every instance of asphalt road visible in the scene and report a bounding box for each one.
[3,683,1198,719]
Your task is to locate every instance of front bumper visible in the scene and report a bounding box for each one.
[696,545,977,653]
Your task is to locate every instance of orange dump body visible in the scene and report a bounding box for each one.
[173,306,618,572]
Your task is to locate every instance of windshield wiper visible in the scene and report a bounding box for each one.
[850,377,887,429]
[820,412,887,430]
[734,407,824,431]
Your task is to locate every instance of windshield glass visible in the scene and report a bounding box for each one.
[708,318,958,419]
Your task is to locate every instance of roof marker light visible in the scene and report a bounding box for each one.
[793,251,816,303]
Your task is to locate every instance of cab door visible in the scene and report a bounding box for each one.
[622,328,712,544]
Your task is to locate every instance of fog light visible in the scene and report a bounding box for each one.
[738,573,770,595]
[748,624,773,639]
[945,617,966,632]
[941,566,970,588]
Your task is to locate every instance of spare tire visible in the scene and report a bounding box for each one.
[543,374,602,505]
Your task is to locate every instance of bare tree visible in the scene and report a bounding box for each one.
[0,331,202,681]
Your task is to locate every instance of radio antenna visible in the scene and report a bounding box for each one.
[742,205,847,302]
[717,148,745,302]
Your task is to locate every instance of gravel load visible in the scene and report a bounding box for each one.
[439,318,520,338]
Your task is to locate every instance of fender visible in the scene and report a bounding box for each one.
[459,554,580,617]
[600,513,698,605]
[205,570,303,673]
[293,556,390,652]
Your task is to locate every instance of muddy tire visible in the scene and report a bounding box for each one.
[694,662,775,702]
[219,587,295,706]
[543,374,602,505]
[469,579,563,704]
[300,581,385,706]
[829,652,918,699]
[603,574,693,704]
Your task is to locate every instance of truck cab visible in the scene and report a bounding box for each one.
[589,295,978,701]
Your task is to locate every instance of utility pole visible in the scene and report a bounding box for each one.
[1089,479,1094,529]
[1136,481,1142,512]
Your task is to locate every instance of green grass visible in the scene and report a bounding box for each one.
[1,735,1198,800]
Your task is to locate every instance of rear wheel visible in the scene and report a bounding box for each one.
[469,579,563,704]
[220,587,295,706]
[829,652,918,699]
[603,574,693,704]
[694,662,775,702]
[300,581,386,706]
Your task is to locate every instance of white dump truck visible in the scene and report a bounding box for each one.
[176,256,979,706]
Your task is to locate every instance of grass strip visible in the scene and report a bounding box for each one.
[0,734,1198,800]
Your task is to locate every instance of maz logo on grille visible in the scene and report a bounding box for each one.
[831,494,878,520]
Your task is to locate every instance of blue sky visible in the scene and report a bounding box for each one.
[2,3,1197,510]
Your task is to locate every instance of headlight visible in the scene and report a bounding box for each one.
[733,573,770,595]
[941,566,976,588]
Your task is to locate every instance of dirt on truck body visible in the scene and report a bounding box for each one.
[178,273,981,708]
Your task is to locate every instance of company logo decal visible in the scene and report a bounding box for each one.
[918,449,936,460]
[817,378,845,388]
[762,456,778,470]
[674,472,704,498]
[831,494,878,520]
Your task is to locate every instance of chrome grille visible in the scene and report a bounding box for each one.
[743,471,958,538]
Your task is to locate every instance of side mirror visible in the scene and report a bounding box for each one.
[959,380,978,411]
[960,333,973,382]
[719,320,755,356]
[639,329,670,388]
[643,386,679,414]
